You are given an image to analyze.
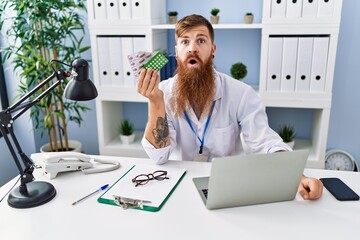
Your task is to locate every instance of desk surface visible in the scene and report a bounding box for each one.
[1,156,359,240]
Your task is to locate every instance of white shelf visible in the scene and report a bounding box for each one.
[97,87,148,103]
[100,131,148,158]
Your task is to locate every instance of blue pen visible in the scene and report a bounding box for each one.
[72,184,109,206]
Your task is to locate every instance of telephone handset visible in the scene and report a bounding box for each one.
[31,152,120,179]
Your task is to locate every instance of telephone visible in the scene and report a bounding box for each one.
[31,152,120,179]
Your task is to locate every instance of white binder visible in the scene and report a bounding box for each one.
[109,37,124,87]
[94,0,107,20]
[286,0,303,18]
[131,0,145,20]
[132,37,146,53]
[106,0,119,20]
[119,0,132,20]
[266,37,283,91]
[281,37,298,92]
[271,0,287,18]
[96,37,112,86]
[121,37,135,87]
[318,0,335,17]
[310,37,329,92]
[295,37,313,92]
[302,0,319,17]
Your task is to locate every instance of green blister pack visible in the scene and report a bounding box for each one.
[143,51,169,71]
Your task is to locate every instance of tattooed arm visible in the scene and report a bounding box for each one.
[137,68,170,148]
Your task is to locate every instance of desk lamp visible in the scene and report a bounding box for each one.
[0,59,98,208]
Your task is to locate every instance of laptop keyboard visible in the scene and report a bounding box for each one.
[202,189,209,199]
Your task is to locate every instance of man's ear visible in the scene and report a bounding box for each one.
[212,44,217,58]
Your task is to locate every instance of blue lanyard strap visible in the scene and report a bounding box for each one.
[184,101,216,154]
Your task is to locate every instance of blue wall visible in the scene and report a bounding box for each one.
[1,0,360,187]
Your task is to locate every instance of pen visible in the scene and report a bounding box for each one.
[72,184,109,206]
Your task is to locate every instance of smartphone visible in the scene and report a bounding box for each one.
[320,177,359,201]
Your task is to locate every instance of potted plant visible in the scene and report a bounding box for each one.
[210,8,220,24]
[277,124,296,149]
[118,119,135,144]
[0,0,91,152]
[244,12,254,24]
[230,62,248,81]
[168,11,178,24]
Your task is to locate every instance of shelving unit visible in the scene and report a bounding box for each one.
[88,0,342,167]
[259,0,342,168]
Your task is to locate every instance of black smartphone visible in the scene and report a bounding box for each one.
[320,177,359,201]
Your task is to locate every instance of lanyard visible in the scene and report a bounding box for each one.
[184,101,215,154]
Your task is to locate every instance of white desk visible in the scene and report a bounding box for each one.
[1,156,359,240]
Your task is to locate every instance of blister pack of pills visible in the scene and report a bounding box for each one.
[127,51,168,78]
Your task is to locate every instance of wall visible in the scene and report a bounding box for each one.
[327,0,360,167]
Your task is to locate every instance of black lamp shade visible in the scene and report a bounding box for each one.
[64,59,98,101]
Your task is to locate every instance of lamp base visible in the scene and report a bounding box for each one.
[8,181,56,208]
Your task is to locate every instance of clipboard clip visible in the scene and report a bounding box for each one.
[113,195,152,210]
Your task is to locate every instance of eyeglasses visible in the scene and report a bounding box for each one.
[132,170,169,187]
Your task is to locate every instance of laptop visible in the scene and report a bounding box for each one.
[193,149,309,210]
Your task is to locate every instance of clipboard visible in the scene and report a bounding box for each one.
[98,164,186,212]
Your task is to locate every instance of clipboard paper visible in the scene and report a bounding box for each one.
[98,164,186,212]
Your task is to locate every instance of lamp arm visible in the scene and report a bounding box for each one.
[9,70,69,121]
[0,69,70,191]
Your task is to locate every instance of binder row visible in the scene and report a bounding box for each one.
[97,36,146,88]
[93,0,145,20]
[271,0,336,18]
[160,55,177,81]
[266,36,329,92]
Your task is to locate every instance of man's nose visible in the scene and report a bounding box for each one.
[188,42,198,53]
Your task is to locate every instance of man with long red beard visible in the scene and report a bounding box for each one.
[137,14,323,200]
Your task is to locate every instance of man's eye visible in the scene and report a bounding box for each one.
[198,39,206,44]
[181,40,189,45]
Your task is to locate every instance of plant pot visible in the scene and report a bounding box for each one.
[210,15,220,24]
[40,140,82,153]
[169,16,177,24]
[244,15,254,24]
[285,140,295,149]
[120,133,136,144]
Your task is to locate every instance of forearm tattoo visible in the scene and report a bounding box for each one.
[152,116,169,148]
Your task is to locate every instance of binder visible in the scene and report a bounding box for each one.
[93,0,107,20]
[266,37,283,91]
[106,0,119,20]
[131,0,145,20]
[281,37,298,92]
[286,0,302,18]
[295,37,313,92]
[271,0,287,18]
[121,37,134,87]
[119,0,132,20]
[318,0,335,17]
[98,164,186,212]
[302,0,319,17]
[96,37,112,86]
[109,37,124,86]
[132,37,146,85]
[310,37,329,92]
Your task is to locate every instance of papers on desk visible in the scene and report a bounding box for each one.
[98,164,186,212]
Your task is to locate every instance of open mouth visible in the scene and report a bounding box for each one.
[189,59,197,64]
[188,58,199,67]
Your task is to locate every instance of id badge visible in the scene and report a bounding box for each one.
[192,149,209,162]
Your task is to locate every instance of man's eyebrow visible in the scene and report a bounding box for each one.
[179,33,209,39]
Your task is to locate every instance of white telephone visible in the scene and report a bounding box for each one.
[31,152,120,179]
